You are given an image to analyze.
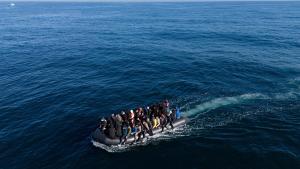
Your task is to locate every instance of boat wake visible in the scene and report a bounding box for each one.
[182,93,266,118]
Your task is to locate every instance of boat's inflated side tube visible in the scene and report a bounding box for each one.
[92,117,187,146]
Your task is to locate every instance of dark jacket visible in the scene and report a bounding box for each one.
[115,121,122,137]
[108,126,116,139]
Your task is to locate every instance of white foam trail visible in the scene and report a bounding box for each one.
[273,91,299,100]
[184,93,267,117]
[92,140,130,153]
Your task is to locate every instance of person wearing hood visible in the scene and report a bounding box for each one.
[110,113,116,128]
[106,119,116,139]
[99,117,107,133]
[115,114,123,142]
[121,111,128,122]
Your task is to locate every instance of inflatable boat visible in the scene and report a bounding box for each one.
[92,117,187,146]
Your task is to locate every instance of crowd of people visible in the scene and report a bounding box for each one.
[99,100,181,144]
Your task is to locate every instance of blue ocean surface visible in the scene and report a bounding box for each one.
[0,1,300,169]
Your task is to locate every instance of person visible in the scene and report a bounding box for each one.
[121,111,128,122]
[142,112,153,136]
[146,117,153,131]
[130,123,137,143]
[171,108,176,121]
[129,110,135,126]
[116,114,123,122]
[138,107,144,117]
[121,121,130,144]
[99,117,107,132]
[153,116,160,128]
[135,108,143,124]
[145,106,151,117]
[115,114,123,142]
[166,110,174,129]
[176,107,181,119]
[153,105,159,118]
[135,121,142,142]
[163,100,170,113]
[105,117,112,135]
[149,106,154,119]
[110,113,116,128]
[152,116,158,128]
[158,104,164,116]
[135,109,140,121]
[140,112,146,138]
[107,122,116,139]
[156,116,161,127]
[142,120,152,136]
[160,113,167,132]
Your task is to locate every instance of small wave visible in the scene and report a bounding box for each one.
[183,93,267,118]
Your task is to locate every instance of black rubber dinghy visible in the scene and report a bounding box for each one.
[92,117,187,146]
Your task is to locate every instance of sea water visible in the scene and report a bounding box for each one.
[0,2,300,169]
